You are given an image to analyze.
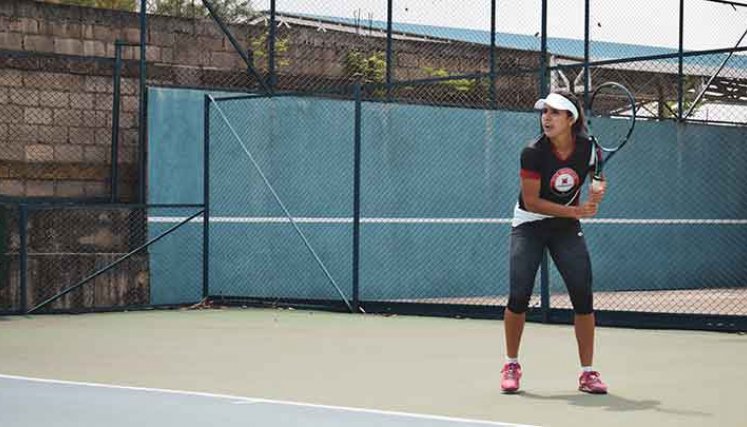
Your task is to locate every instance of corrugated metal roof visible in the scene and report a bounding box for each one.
[281,13,747,74]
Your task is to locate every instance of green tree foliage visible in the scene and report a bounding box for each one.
[249,32,290,72]
[422,66,479,93]
[344,50,386,83]
[149,1,290,72]
[149,0,255,22]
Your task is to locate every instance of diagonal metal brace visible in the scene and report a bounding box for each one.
[27,209,206,314]
[200,0,272,95]
[208,96,356,313]
[684,27,747,120]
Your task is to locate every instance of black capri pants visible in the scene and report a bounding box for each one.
[508,218,594,315]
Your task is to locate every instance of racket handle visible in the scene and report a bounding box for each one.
[591,176,605,192]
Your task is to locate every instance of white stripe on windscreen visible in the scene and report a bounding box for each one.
[147,217,747,225]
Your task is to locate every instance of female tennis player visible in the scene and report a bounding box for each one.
[500,90,608,394]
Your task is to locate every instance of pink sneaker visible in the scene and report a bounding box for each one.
[578,371,608,394]
[500,362,522,393]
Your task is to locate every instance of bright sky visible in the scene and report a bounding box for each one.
[266,0,746,53]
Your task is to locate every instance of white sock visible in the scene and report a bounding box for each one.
[581,366,594,373]
[506,357,519,364]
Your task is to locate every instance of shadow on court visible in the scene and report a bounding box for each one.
[518,392,710,417]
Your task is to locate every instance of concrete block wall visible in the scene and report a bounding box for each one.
[1,1,541,201]
[0,1,147,200]
[0,64,139,199]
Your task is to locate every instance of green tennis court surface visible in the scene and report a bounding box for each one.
[0,309,744,427]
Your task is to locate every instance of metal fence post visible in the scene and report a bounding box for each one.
[539,0,550,323]
[583,0,590,106]
[18,205,27,314]
[268,0,277,93]
[677,0,684,121]
[139,0,148,203]
[489,0,497,109]
[352,82,362,311]
[386,0,394,101]
[111,40,124,203]
[203,95,211,300]
[539,0,549,98]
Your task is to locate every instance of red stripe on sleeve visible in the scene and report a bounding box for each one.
[520,169,541,180]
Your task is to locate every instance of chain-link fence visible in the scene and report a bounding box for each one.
[0,203,205,314]
[205,94,355,310]
[548,121,746,318]
[3,1,745,329]
[0,50,141,202]
[185,0,746,125]
[0,1,207,315]
[200,88,746,331]
[0,203,20,312]
[141,0,746,330]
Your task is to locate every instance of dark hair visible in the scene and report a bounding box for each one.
[553,90,587,136]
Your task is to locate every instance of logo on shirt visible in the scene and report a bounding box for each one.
[550,167,579,195]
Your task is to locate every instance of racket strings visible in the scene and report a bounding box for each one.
[587,82,637,154]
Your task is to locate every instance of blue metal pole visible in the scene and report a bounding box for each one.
[18,205,27,314]
[584,0,590,107]
[352,82,362,311]
[539,0,550,323]
[541,253,550,323]
[539,0,549,98]
[111,40,123,203]
[386,0,393,100]
[489,0,497,109]
[203,95,211,299]
[678,0,684,121]
[268,0,276,92]
[551,45,747,71]
[138,0,147,203]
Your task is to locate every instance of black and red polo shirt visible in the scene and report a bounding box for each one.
[513,134,600,226]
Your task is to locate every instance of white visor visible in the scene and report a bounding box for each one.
[534,93,579,123]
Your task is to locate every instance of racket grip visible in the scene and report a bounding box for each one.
[591,176,605,192]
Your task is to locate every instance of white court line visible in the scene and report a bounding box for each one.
[581,218,747,224]
[147,216,747,225]
[363,218,513,224]
[0,374,538,427]
[147,216,510,224]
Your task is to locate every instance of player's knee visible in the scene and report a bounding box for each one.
[507,292,531,314]
[571,291,594,314]
[573,305,594,315]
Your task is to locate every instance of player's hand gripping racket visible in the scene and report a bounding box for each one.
[586,81,637,191]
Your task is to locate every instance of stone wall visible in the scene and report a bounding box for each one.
[0,54,140,199]
[0,1,541,202]
[0,1,147,200]
[0,1,248,200]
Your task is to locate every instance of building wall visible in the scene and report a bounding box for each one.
[1,0,540,201]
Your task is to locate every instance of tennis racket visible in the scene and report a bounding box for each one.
[586,81,637,191]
